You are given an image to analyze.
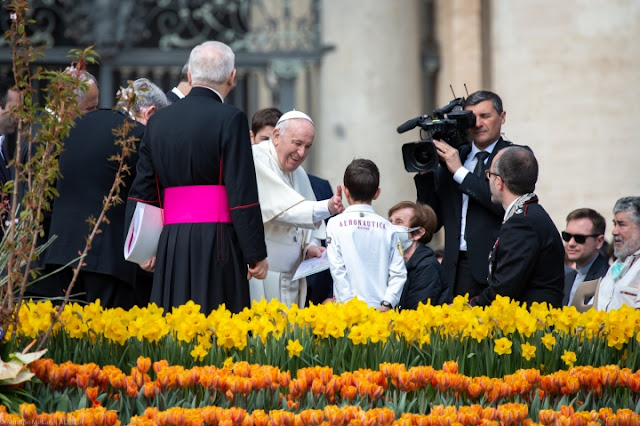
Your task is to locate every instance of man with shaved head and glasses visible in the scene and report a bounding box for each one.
[470,146,565,307]
[561,208,609,306]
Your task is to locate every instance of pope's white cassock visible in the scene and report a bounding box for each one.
[250,139,329,307]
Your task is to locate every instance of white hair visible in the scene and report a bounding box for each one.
[188,41,234,86]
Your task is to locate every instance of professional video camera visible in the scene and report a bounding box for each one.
[397,97,476,172]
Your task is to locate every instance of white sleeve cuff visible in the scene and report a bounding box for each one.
[453,167,470,184]
[312,200,331,223]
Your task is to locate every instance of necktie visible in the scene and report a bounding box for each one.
[473,151,489,177]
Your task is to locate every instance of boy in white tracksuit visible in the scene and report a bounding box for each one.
[326,159,407,311]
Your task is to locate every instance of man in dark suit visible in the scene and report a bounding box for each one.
[0,75,21,242]
[126,41,268,315]
[165,63,191,103]
[0,75,21,185]
[562,208,609,306]
[33,78,169,308]
[415,90,512,300]
[306,173,335,305]
[470,146,564,307]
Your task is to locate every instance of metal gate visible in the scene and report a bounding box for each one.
[0,0,331,115]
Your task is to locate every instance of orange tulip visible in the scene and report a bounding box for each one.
[85,386,99,402]
[126,384,139,398]
[311,378,326,395]
[466,381,483,399]
[368,407,395,425]
[19,404,37,421]
[561,375,581,395]
[442,360,458,374]
[142,382,157,399]
[227,407,247,424]
[165,408,185,425]
[137,356,152,374]
[616,409,635,426]
[270,409,295,426]
[299,409,324,425]
[538,409,556,424]
[75,372,90,389]
[153,359,169,374]
[557,405,574,420]
[601,366,619,387]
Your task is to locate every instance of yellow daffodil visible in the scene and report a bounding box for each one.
[348,324,369,345]
[493,337,512,355]
[541,333,556,351]
[190,344,208,361]
[286,339,303,357]
[520,342,536,361]
[561,350,577,368]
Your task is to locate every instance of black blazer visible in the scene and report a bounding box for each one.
[399,243,451,309]
[562,253,609,305]
[305,173,334,305]
[0,135,11,184]
[165,89,181,104]
[471,197,565,307]
[414,138,512,288]
[41,109,144,285]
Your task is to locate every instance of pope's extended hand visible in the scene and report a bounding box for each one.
[328,184,345,215]
[248,258,269,280]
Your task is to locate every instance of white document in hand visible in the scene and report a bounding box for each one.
[124,202,164,265]
[292,249,330,281]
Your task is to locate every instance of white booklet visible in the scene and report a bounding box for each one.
[292,250,330,281]
[124,202,164,265]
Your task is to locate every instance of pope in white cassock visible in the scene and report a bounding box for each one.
[250,111,344,307]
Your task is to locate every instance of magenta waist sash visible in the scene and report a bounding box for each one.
[163,185,232,225]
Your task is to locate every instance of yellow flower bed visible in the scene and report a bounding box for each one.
[16,296,640,352]
[8,295,640,385]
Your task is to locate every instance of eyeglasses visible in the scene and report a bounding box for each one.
[484,169,500,180]
[561,231,600,244]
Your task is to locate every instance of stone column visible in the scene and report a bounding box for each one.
[315,0,423,215]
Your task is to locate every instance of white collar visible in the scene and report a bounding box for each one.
[470,139,499,158]
[171,87,186,99]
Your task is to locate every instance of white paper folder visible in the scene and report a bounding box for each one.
[124,202,164,265]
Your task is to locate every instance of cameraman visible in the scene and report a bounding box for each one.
[414,90,513,300]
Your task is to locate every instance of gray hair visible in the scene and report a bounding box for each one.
[117,78,169,115]
[465,90,504,114]
[64,67,99,101]
[613,196,640,227]
[188,41,234,86]
[179,63,189,82]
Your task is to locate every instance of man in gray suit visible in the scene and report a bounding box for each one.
[562,208,609,306]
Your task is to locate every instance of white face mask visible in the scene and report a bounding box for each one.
[392,225,421,252]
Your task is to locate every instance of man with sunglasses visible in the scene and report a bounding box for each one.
[562,208,609,306]
[470,146,564,307]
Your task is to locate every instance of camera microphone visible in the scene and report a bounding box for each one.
[396,115,427,134]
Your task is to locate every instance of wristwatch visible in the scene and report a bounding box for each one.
[380,300,393,309]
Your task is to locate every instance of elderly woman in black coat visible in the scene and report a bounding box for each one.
[389,201,452,309]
